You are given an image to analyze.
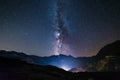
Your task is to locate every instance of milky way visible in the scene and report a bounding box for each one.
[0,0,119,57]
[54,0,69,55]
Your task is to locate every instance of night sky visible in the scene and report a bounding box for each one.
[0,0,120,57]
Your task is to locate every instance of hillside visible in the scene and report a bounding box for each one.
[0,56,119,80]
[97,40,120,57]
[0,40,120,72]
[0,56,74,80]
[86,40,120,72]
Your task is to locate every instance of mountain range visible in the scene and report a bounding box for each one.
[0,40,120,79]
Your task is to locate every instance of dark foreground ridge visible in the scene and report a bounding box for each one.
[0,56,119,80]
[0,56,72,80]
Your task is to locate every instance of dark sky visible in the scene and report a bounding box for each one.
[0,0,120,57]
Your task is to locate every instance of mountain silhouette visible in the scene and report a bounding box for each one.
[94,40,120,71]
[0,40,120,72]
[97,40,120,57]
[0,56,119,80]
[0,56,74,80]
[0,50,90,70]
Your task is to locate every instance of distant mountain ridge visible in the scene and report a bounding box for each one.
[0,50,99,71]
[0,40,120,72]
